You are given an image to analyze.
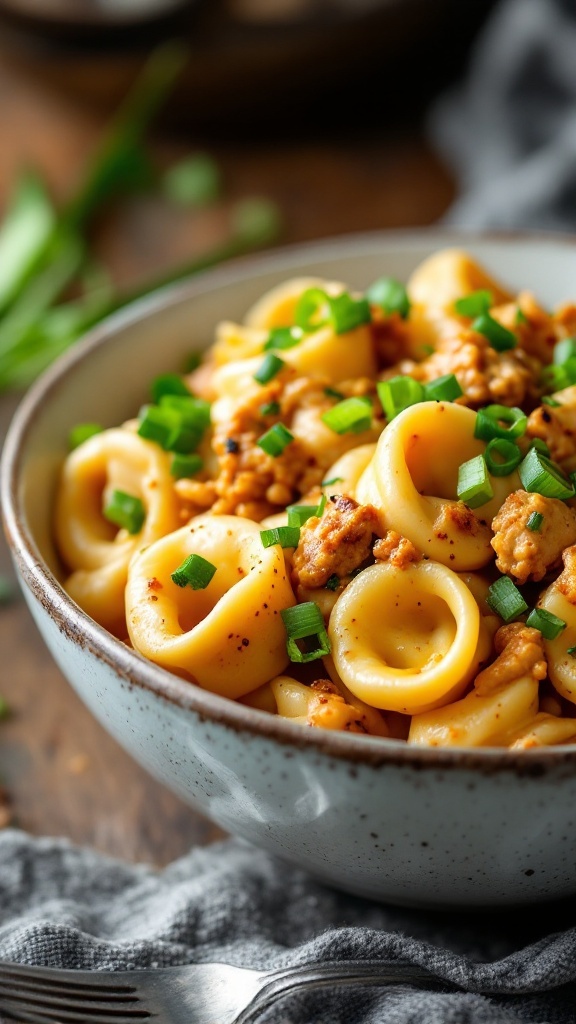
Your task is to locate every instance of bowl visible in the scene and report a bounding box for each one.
[3,228,576,909]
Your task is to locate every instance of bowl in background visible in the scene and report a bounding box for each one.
[3,228,576,909]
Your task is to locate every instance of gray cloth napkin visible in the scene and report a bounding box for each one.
[4,3,576,1022]
[1,828,576,1024]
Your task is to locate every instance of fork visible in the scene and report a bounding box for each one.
[0,958,462,1024]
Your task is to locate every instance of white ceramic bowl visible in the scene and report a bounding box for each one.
[4,229,576,909]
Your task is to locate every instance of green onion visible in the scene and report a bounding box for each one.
[540,364,572,391]
[183,352,201,373]
[257,423,294,457]
[287,494,326,527]
[0,695,10,719]
[422,374,463,402]
[526,607,567,640]
[321,396,372,435]
[294,288,330,332]
[280,601,331,663]
[553,338,576,365]
[170,452,203,479]
[484,437,523,476]
[260,526,301,549]
[474,405,527,442]
[103,490,145,534]
[567,645,576,656]
[264,326,303,351]
[472,313,517,351]
[526,511,544,532]
[324,386,344,401]
[171,552,216,590]
[516,307,528,325]
[457,454,494,508]
[518,447,575,500]
[137,405,202,453]
[162,153,221,208]
[253,352,285,385]
[327,292,371,333]
[542,396,561,407]
[454,289,493,318]
[259,401,280,417]
[321,476,343,487]
[377,375,424,421]
[151,373,190,403]
[366,277,411,320]
[0,171,57,318]
[529,438,551,457]
[159,394,211,430]
[325,574,340,591]
[69,422,102,449]
[486,576,529,623]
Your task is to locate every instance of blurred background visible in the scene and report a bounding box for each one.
[0,0,501,863]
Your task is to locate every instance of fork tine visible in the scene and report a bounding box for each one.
[0,993,152,1024]
[0,978,138,1005]
[0,963,136,994]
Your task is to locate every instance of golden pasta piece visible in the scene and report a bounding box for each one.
[508,713,576,750]
[212,321,268,366]
[408,674,539,748]
[538,585,576,706]
[407,248,513,311]
[55,429,180,633]
[271,675,390,736]
[320,443,377,500]
[356,401,519,570]
[243,277,345,330]
[281,324,377,384]
[126,514,295,698]
[329,560,481,715]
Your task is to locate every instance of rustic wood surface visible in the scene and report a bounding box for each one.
[0,50,454,868]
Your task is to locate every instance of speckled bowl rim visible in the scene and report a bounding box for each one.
[4,226,576,773]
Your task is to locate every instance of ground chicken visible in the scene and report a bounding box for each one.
[553,545,576,604]
[494,291,557,364]
[474,622,547,696]
[373,530,420,568]
[291,495,381,590]
[306,680,389,736]
[491,490,576,584]
[526,403,576,464]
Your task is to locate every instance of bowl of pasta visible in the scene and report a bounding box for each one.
[4,229,576,908]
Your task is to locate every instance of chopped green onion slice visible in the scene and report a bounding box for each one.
[457,454,494,508]
[366,277,411,319]
[529,438,551,457]
[264,326,303,351]
[253,353,285,385]
[553,337,576,365]
[69,422,102,449]
[474,404,527,442]
[159,395,211,430]
[162,153,221,208]
[454,289,493,318]
[182,352,201,373]
[567,645,576,657]
[287,494,326,527]
[103,490,145,534]
[486,576,529,623]
[260,526,300,549]
[294,288,330,332]
[516,307,528,325]
[377,375,424,421]
[518,447,575,500]
[540,364,571,392]
[321,476,343,487]
[526,607,567,640]
[280,601,331,663]
[137,404,179,449]
[151,372,190,403]
[171,552,216,590]
[526,511,544,532]
[542,396,561,407]
[321,396,372,435]
[422,374,463,402]
[259,401,280,417]
[324,386,344,401]
[257,423,294,457]
[484,437,523,476]
[170,452,203,478]
[327,292,371,334]
[325,574,340,591]
[472,313,517,351]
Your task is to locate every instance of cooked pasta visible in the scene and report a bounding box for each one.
[53,248,576,748]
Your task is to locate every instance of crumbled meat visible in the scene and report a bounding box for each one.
[306,679,389,736]
[527,402,576,463]
[474,622,547,696]
[494,291,557,364]
[291,495,381,590]
[409,325,540,409]
[553,545,576,604]
[433,501,493,544]
[373,530,420,568]
[491,490,576,583]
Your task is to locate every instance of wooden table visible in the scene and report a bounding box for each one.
[0,52,454,867]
